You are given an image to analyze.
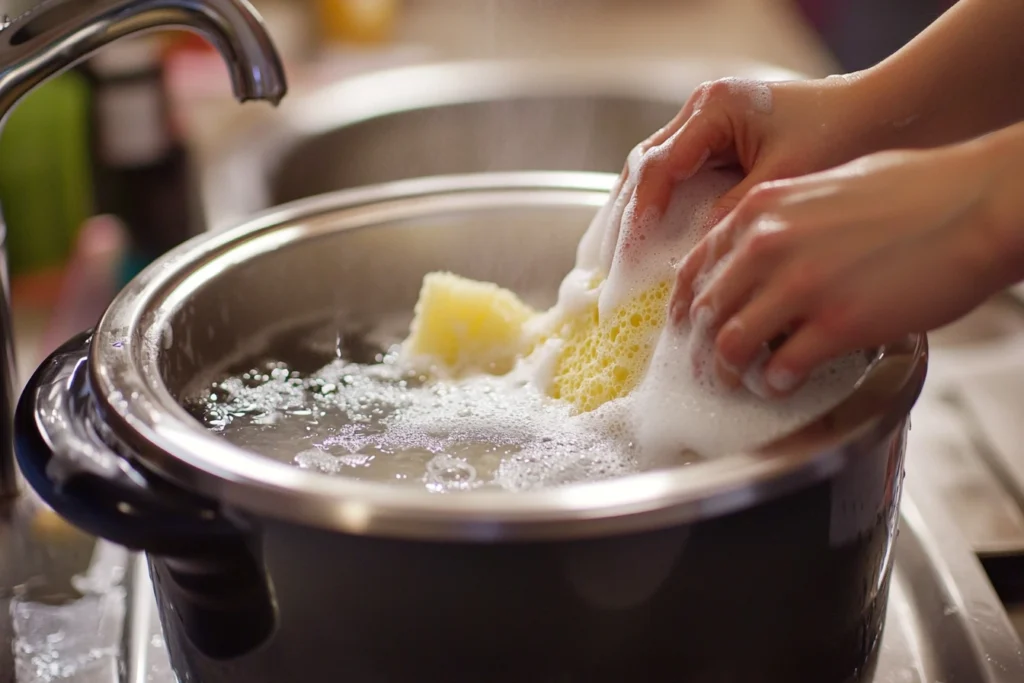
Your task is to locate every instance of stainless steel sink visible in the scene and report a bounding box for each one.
[199,58,803,230]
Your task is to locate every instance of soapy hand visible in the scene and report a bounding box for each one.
[671,139,1020,397]
[617,75,876,230]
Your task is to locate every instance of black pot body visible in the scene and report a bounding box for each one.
[151,422,906,683]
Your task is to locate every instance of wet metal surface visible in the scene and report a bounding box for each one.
[0,490,124,683]
[910,294,1024,564]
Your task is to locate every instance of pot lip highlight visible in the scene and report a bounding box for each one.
[86,172,928,542]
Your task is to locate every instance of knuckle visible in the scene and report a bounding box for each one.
[745,182,786,210]
[636,143,678,184]
[691,79,728,109]
[691,80,715,104]
[779,263,823,302]
[733,186,780,225]
[704,79,732,99]
[815,298,861,339]
[626,142,648,176]
[635,156,657,184]
[741,222,790,262]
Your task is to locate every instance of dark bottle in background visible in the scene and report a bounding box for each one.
[85,36,205,284]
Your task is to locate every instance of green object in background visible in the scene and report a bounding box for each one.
[0,71,94,278]
[118,248,150,288]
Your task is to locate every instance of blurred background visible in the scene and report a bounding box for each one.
[6,0,950,380]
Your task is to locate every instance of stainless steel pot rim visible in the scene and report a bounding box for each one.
[88,172,927,541]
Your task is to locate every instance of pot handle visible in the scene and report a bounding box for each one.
[16,331,279,660]
[14,330,241,556]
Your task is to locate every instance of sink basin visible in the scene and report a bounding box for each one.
[199,59,803,231]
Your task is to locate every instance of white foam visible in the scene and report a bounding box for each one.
[594,168,742,316]
[721,77,774,114]
[626,323,865,460]
[192,352,647,492]
[194,160,869,488]
[533,165,867,463]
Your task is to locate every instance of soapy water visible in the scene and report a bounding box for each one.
[187,317,863,491]
[188,165,867,492]
[187,341,659,493]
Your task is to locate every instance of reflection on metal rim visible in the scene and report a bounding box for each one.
[88,172,927,540]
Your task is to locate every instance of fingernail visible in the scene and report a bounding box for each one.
[689,304,715,332]
[670,298,688,326]
[765,366,801,395]
[741,347,772,399]
[715,355,741,389]
[627,144,646,176]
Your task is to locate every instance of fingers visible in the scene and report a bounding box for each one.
[628,81,747,217]
[671,179,792,314]
[622,78,774,227]
[642,102,695,156]
[634,83,707,167]
[713,285,804,387]
[667,177,843,395]
[759,321,855,396]
[632,112,733,219]
[618,86,703,188]
[670,214,747,323]
[686,214,806,388]
[602,82,722,271]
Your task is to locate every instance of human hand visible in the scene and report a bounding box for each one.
[670,140,1019,397]
[616,74,878,231]
[584,75,873,279]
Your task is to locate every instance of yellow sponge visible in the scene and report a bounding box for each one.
[549,280,671,413]
[405,271,537,375]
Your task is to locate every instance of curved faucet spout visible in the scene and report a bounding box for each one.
[0,0,288,122]
[0,0,287,499]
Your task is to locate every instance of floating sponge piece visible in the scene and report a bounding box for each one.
[405,271,537,375]
[549,279,671,413]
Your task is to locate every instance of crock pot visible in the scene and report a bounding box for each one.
[15,172,927,683]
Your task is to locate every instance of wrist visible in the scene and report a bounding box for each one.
[811,65,915,163]
[775,70,895,171]
[842,61,931,154]
[966,123,1024,284]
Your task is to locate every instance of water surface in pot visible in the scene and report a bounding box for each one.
[185,316,657,492]
[181,169,866,494]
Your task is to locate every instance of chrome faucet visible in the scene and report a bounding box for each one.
[0,0,288,499]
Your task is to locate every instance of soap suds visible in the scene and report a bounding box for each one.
[720,77,774,114]
[192,159,867,490]
[625,321,863,459]
[530,164,866,462]
[596,169,740,317]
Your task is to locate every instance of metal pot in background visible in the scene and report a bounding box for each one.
[16,172,927,683]
[199,59,804,230]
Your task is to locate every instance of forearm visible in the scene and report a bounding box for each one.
[852,0,1024,152]
[967,120,1024,285]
